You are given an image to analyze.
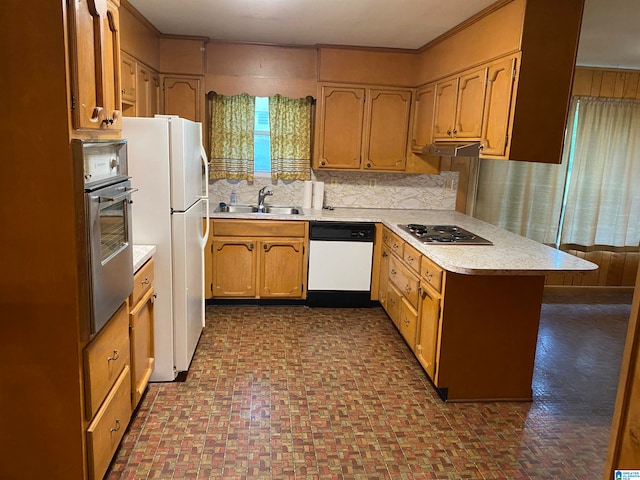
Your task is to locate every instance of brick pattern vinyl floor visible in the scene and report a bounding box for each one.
[107,292,631,479]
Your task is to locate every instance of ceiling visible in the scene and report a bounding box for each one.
[128,0,640,69]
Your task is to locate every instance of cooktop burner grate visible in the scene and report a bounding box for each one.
[398,224,493,245]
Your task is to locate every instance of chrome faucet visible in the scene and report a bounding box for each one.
[257,186,273,211]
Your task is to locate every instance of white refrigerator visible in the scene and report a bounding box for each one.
[123,116,210,382]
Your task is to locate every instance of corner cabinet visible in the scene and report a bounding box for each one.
[68,0,122,133]
[207,219,309,299]
[162,75,204,122]
[314,84,412,172]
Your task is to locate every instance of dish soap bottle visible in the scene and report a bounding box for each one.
[230,190,237,205]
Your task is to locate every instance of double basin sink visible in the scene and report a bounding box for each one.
[215,204,303,215]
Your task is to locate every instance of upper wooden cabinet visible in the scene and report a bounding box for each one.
[162,75,203,122]
[410,83,436,153]
[314,84,412,172]
[433,68,487,141]
[481,54,519,158]
[136,63,161,118]
[68,0,122,133]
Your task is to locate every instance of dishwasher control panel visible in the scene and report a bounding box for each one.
[308,221,375,241]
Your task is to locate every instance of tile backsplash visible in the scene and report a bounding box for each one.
[208,170,459,210]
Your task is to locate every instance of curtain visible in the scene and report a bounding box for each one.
[269,94,313,181]
[474,155,568,245]
[560,96,640,248]
[208,92,255,181]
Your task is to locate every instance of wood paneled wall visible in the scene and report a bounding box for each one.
[573,67,640,99]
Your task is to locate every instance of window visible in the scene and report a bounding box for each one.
[254,97,271,175]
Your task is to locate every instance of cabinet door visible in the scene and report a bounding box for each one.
[416,283,440,379]
[212,239,257,297]
[135,63,159,118]
[315,86,366,169]
[386,283,402,329]
[378,247,391,311]
[410,83,436,152]
[69,0,122,131]
[363,89,411,171]
[120,51,136,117]
[454,68,487,139]
[163,75,202,122]
[129,288,154,409]
[259,239,305,298]
[400,297,418,352]
[432,78,458,140]
[481,55,518,158]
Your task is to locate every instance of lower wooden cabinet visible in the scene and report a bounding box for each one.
[86,366,132,480]
[83,302,132,480]
[129,258,155,409]
[378,226,545,401]
[208,219,309,299]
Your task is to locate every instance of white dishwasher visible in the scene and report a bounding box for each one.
[307,221,376,307]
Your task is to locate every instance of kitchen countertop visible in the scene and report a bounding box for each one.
[133,244,156,272]
[209,206,597,276]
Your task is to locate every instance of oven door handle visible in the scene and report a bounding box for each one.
[97,187,138,203]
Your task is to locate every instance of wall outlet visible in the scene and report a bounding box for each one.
[445,178,456,191]
[330,177,338,187]
[369,179,376,188]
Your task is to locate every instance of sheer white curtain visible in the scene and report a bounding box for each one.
[561,97,640,248]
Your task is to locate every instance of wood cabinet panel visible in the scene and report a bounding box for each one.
[136,63,161,117]
[481,55,518,158]
[213,219,306,237]
[260,239,305,297]
[433,78,458,140]
[84,302,130,418]
[163,75,202,122]
[129,260,155,410]
[212,239,257,297]
[386,282,402,329]
[455,68,486,139]
[410,83,436,152]
[382,227,404,258]
[68,0,122,132]
[420,255,443,293]
[416,283,441,379]
[316,86,366,169]
[389,255,419,309]
[121,51,137,106]
[363,89,411,171]
[400,297,418,351]
[403,243,421,274]
[86,366,132,480]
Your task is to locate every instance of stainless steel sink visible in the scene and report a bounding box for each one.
[215,204,303,215]
[216,204,259,213]
[263,206,302,215]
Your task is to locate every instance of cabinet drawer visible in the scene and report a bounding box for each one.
[382,228,404,257]
[386,283,402,329]
[84,302,131,418]
[400,297,418,352]
[388,255,419,309]
[403,243,421,274]
[130,258,154,306]
[87,366,132,480]
[213,219,306,237]
[421,255,444,293]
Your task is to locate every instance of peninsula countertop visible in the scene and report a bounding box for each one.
[208,206,597,276]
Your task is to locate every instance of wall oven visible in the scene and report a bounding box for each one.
[73,139,135,336]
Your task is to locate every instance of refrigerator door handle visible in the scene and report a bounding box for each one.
[199,145,210,248]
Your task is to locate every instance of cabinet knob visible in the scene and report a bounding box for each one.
[382,251,388,258]
[366,163,371,168]
[141,277,150,286]
[248,243,254,251]
[452,128,458,136]
[390,269,397,276]
[446,129,452,136]
[263,244,268,250]
[321,161,326,166]
[107,349,119,362]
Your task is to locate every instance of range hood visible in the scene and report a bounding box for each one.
[420,141,482,158]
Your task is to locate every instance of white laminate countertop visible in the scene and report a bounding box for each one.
[209,206,597,276]
[133,244,156,272]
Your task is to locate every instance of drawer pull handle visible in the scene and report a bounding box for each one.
[390,269,397,276]
[110,419,121,433]
[425,272,433,280]
[405,285,412,293]
[382,251,388,258]
[107,349,119,362]
[141,277,150,286]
